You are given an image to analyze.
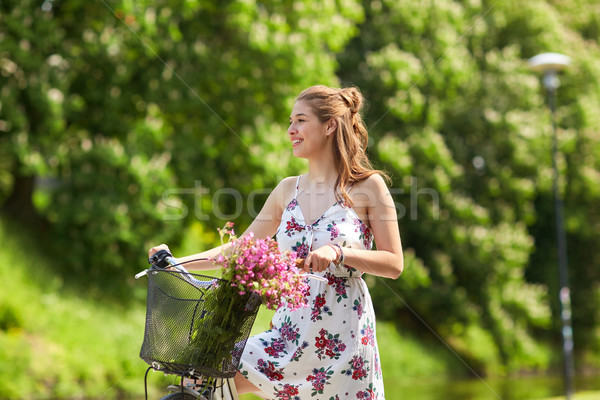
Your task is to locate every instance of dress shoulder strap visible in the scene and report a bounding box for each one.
[294,176,301,198]
[336,183,355,208]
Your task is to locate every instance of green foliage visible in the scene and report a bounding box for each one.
[0,0,362,291]
[44,134,181,293]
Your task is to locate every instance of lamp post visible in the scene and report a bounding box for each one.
[528,52,574,400]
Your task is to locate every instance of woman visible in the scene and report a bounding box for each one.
[150,85,403,399]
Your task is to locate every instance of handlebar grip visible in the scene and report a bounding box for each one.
[148,249,174,269]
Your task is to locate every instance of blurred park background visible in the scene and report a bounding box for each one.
[1,0,600,399]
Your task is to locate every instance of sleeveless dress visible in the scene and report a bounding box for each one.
[238,176,385,399]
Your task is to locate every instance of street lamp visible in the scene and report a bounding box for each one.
[528,52,574,400]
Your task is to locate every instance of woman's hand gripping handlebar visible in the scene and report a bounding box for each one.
[135,249,178,279]
[135,249,213,287]
[296,258,328,282]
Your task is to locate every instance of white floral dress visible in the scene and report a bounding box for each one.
[239,177,385,400]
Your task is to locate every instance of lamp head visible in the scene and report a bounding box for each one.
[528,52,571,91]
[528,52,571,74]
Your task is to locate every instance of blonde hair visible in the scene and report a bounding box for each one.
[296,85,389,206]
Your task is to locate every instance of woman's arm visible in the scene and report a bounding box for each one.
[147,242,227,271]
[347,174,403,279]
[302,174,403,279]
[240,176,294,241]
[148,177,294,270]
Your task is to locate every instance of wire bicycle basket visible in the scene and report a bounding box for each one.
[139,265,260,379]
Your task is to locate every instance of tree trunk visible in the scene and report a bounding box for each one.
[1,169,49,232]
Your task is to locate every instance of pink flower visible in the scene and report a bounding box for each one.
[212,222,309,311]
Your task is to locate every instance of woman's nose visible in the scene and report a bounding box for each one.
[288,124,296,136]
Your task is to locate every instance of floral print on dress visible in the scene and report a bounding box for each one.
[353,218,374,249]
[285,216,304,237]
[260,337,287,358]
[291,236,310,258]
[374,352,382,379]
[345,263,359,277]
[356,383,377,399]
[278,314,301,345]
[290,341,309,362]
[327,221,341,240]
[257,358,285,381]
[306,366,334,395]
[311,293,332,321]
[286,198,299,212]
[360,319,376,347]
[238,176,384,399]
[314,328,347,360]
[274,383,301,400]
[326,272,350,303]
[341,355,369,381]
[353,298,364,318]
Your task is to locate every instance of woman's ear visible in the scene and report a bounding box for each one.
[326,119,337,136]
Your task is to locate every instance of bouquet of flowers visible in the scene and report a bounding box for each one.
[175,222,308,374]
[213,222,309,311]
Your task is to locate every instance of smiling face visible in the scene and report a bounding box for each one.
[288,100,333,160]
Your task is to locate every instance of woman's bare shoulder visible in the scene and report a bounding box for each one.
[275,176,299,193]
[353,174,389,198]
[278,175,299,187]
[362,173,387,188]
[272,176,300,207]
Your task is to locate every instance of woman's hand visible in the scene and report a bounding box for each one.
[303,245,338,274]
[148,244,172,260]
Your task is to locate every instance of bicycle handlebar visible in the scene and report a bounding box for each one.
[135,249,193,280]
[135,249,327,283]
[137,249,216,287]
[148,249,177,269]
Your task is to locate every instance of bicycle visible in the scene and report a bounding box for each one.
[135,249,259,400]
[136,249,327,399]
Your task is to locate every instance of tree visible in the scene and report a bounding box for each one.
[0,0,364,295]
